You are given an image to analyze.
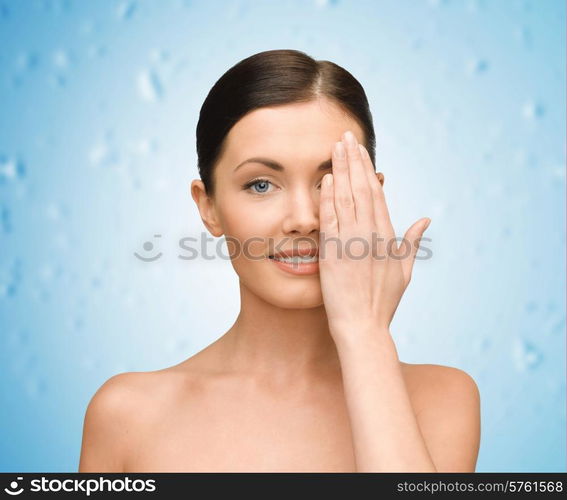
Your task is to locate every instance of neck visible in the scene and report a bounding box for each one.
[218,281,342,385]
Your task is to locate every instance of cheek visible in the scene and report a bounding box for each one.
[221,199,281,248]
[220,213,270,266]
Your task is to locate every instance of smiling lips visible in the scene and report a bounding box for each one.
[269,247,319,259]
[268,246,320,276]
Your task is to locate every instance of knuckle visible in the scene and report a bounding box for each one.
[321,212,335,224]
[321,210,337,226]
[337,194,353,208]
[353,182,372,199]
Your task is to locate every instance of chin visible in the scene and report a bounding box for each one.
[233,259,325,308]
[246,275,324,309]
[261,280,324,309]
[267,293,324,310]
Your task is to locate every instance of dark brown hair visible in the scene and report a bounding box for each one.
[196,49,376,197]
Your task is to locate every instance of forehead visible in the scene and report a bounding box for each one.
[220,99,364,167]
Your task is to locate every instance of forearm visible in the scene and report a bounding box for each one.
[334,326,437,472]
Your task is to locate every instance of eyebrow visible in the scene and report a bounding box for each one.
[233,157,333,173]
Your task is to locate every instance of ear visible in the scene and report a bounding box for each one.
[376,172,384,187]
[190,179,224,237]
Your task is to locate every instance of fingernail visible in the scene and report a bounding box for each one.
[343,130,356,146]
[424,218,431,230]
[334,141,345,159]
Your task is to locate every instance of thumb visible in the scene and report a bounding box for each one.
[398,218,431,284]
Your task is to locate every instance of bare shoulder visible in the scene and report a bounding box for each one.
[400,362,481,472]
[400,362,479,401]
[78,371,168,472]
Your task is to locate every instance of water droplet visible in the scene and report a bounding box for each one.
[472,336,491,354]
[522,100,545,119]
[25,376,48,398]
[466,58,489,75]
[39,0,72,14]
[524,300,538,314]
[545,300,558,313]
[548,164,565,185]
[1,205,11,233]
[0,259,22,298]
[137,69,163,102]
[409,37,424,50]
[0,2,10,18]
[89,143,110,166]
[514,149,538,169]
[428,0,449,7]
[52,49,70,69]
[49,73,67,88]
[87,44,107,58]
[0,155,26,182]
[52,231,70,251]
[127,138,158,156]
[70,315,85,331]
[512,338,542,372]
[39,265,54,282]
[466,0,480,13]
[129,176,142,190]
[15,51,39,71]
[149,48,169,64]
[88,135,123,168]
[514,25,532,48]
[117,0,137,20]
[45,201,69,222]
[79,19,96,35]
[314,0,340,7]
[500,225,512,238]
[479,337,491,352]
[550,317,565,336]
[16,328,30,346]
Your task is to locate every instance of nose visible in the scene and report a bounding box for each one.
[281,187,319,236]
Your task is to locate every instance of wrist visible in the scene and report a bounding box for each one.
[330,322,394,351]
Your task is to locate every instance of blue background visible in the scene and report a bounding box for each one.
[0,0,565,472]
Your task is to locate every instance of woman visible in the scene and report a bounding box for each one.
[79,49,481,473]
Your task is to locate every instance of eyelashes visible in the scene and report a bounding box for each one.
[242,177,274,194]
[242,177,324,195]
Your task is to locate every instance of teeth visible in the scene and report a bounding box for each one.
[272,255,318,263]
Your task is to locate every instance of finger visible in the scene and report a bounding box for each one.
[358,144,396,243]
[319,173,338,238]
[331,140,355,233]
[397,218,431,284]
[343,131,374,229]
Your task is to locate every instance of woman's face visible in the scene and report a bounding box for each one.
[192,98,369,309]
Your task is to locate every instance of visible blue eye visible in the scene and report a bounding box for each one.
[243,178,274,194]
[242,177,325,195]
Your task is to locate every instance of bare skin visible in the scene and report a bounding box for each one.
[79,343,479,472]
[79,98,480,473]
[81,348,444,472]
